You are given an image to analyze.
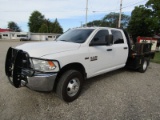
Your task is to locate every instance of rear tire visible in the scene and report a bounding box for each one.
[56,70,83,102]
[138,58,149,73]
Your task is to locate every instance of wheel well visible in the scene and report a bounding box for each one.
[53,63,86,91]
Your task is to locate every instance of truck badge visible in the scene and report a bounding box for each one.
[90,56,98,61]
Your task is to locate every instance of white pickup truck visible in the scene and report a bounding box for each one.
[5,27,155,102]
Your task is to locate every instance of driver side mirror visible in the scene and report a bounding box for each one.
[106,35,113,45]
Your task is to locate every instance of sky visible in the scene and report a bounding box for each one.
[0,0,148,32]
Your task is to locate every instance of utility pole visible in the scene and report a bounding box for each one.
[80,21,83,27]
[118,0,122,28]
[85,0,88,27]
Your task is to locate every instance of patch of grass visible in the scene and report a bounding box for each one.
[151,52,160,64]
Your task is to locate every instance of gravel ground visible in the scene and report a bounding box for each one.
[0,40,160,120]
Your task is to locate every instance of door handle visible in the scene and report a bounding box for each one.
[124,47,128,49]
[107,49,112,51]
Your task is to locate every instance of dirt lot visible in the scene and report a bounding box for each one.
[0,40,160,120]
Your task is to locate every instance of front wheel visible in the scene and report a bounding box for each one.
[56,70,83,102]
[138,58,149,73]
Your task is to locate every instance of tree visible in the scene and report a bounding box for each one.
[87,20,104,27]
[28,11,45,33]
[8,21,21,32]
[28,11,63,33]
[128,0,160,42]
[52,18,63,33]
[146,0,160,17]
[128,5,154,42]
[102,12,130,28]
[146,0,160,34]
[86,12,130,28]
[38,24,48,33]
[38,18,52,33]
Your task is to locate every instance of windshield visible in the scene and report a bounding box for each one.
[57,29,94,43]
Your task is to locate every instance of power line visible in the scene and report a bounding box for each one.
[92,0,148,13]
[122,0,147,9]
[0,0,147,13]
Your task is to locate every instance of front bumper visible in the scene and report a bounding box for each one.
[5,47,59,92]
[23,73,57,91]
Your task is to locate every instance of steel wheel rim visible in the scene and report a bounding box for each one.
[67,78,80,97]
[143,60,147,70]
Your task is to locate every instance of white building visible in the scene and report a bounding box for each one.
[0,32,28,40]
[0,32,61,41]
[30,33,61,41]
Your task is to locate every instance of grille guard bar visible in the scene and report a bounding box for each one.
[5,47,34,88]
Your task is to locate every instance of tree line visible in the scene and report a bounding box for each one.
[86,12,130,29]
[8,10,63,33]
[28,11,63,33]
[7,0,160,40]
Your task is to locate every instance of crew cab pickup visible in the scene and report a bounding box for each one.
[5,27,155,102]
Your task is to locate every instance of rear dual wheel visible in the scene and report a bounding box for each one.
[138,58,149,73]
[56,70,83,102]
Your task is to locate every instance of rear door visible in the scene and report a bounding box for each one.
[111,29,128,67]
[88,29,128,78]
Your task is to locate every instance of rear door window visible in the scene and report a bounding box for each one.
[111,30,124,44]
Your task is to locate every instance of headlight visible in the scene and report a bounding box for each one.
[31,58,59,72]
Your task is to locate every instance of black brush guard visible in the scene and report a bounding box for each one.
[5,47,34,88]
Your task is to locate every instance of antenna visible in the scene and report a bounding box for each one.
[118,0,122,28]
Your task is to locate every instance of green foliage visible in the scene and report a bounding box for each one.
[8,21,21,32]
[38,24,48,33]
[128,0,160,42]
[28,11,45,33]
[48,18,63,33]
[151,52,160,64]
[146,0,160,34]
[87,12,130,28]
[28,11,63,33]
[128,5,154,42]
[146,0,160,17]
[52,19,63,33]
[87,20,103,27]
[103,12,130,28]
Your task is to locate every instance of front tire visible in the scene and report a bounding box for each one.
[56,70,83,102]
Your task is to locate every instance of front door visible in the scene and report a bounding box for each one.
[88,29,114,77]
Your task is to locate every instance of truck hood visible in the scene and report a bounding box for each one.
[16,41,81,57]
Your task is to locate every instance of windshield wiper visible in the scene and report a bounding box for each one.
[59,40,68,42]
